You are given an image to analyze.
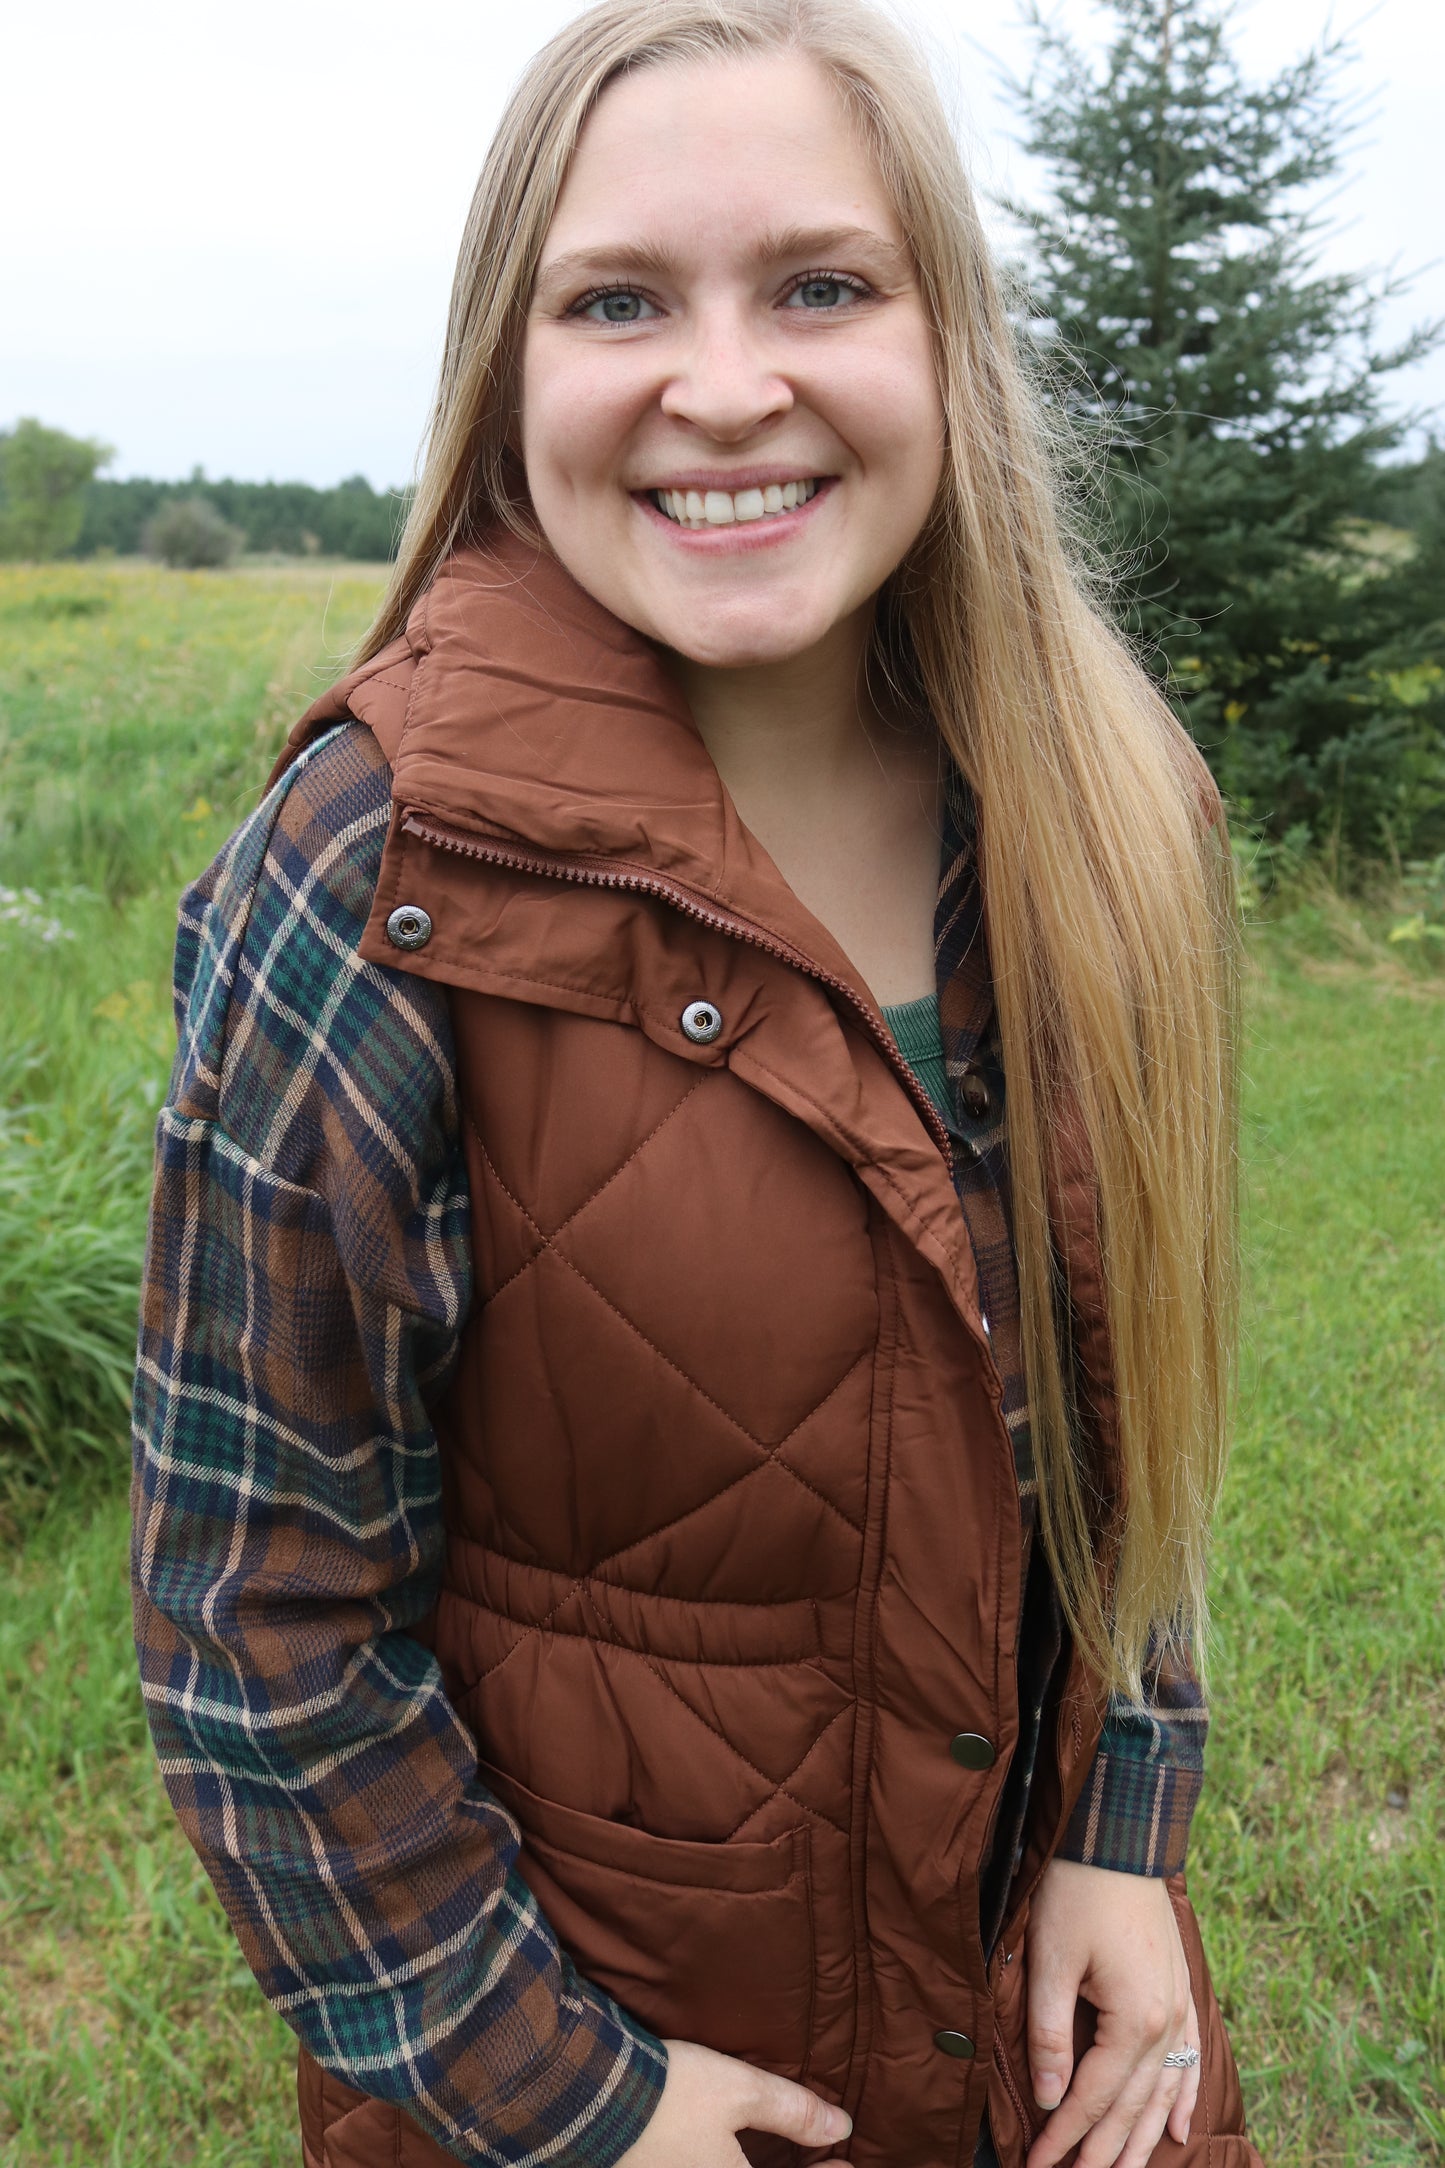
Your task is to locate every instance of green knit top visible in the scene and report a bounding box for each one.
[881,991,950,1125]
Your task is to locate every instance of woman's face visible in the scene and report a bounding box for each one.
[519,49,946,673]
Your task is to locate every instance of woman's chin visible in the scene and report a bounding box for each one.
[652,603,845,675]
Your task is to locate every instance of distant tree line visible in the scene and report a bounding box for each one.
[0,428,407,563]
[74,470,406,561]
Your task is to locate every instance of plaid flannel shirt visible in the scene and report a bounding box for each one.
[932,796,1206,1884]
[132,721,1204,2167]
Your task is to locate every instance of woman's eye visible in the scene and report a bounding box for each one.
[786,275,867,310]
[576,288,658,325]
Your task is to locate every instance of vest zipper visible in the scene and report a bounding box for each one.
[996,2029,1037,2145]
[400,810,957,1167]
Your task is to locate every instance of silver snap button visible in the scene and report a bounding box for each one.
[386,904,433,951]
[680,999,723,1045]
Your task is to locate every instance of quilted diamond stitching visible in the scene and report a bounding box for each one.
[548,1252,866,1532]
[472,1351,869,1695]
[595,1596,851,1841]
[466,1071,705,1246]
[473,1086,866,1465]
[461,1055,870,1729]
[586,1445,853,1585]
[719,1703,854,1842]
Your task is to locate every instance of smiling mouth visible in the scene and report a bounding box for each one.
[650,478,822,529]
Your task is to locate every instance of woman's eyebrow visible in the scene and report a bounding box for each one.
[533,241,683,303]
[532,223,913,303]
[761,224,914,279]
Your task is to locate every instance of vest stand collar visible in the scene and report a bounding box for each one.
[291,532,896,1021]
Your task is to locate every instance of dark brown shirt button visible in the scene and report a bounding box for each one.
[934,2029,976,2059]
[949,1732,997,1770]
[960,1066,992,1120]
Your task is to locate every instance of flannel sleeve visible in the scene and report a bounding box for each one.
[131,723,667,2168]
[1056,1639,1208,1877]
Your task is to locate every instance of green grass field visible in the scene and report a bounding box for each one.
[1,562,1441,2166]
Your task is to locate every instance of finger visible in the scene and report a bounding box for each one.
[1026,2033,1172,2168]
[1167,1997,1202,2144]
[1069,2054,1179,2168]
[1026,1948,1082,2114]
[1111,2063,1186,2168]
[737,2068,853,2152]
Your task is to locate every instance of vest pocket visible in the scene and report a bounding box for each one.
[479,1757,817,2081]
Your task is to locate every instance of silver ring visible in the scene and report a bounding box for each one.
[1162,2046,1200,2070]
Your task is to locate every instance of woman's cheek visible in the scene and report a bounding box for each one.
[522,339,649,497]
[813,341,943,509]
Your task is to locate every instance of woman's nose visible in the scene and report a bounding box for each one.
[658,307,794,440]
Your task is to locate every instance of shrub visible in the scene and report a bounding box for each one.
[0,418,113,561]
[143,496,242,570]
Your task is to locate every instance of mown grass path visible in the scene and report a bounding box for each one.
[1,565,1441,2164]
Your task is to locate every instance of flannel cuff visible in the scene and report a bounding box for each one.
[444,1964,668,2168]
[1057,1704,1205,1878]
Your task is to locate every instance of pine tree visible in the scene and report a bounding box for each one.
[1003,0,1444,855]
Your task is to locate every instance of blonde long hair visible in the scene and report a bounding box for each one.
[361,0,1240,1702]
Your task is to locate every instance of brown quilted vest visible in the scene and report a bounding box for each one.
[277,539,1257,2168]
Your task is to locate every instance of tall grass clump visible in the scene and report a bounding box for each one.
[0,560,386,1519]
[0,1051,151,1510]
[1235,820,1445,986]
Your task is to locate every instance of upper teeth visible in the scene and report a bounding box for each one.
[654,479,819,527]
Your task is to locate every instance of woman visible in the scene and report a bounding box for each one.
[131,4,1254,2166]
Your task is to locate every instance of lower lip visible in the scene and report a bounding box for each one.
[633,480,836,553]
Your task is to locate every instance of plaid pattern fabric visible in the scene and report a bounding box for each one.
[933,795,1037,1510]
[932,788,1205,1878]
[1062,1646,1210,1875]
[132,726,1208,2168]
[131,723,667,2168]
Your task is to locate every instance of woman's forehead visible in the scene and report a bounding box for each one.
[537,48,905,275]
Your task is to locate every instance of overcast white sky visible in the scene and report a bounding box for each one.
[2,0,1439,488]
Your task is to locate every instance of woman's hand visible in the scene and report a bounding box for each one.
[1024,1858,1199,2168]
[615,2038,855,2168]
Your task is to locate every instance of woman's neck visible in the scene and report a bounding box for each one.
[668,612,877,805]
[665,614,943,1008]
